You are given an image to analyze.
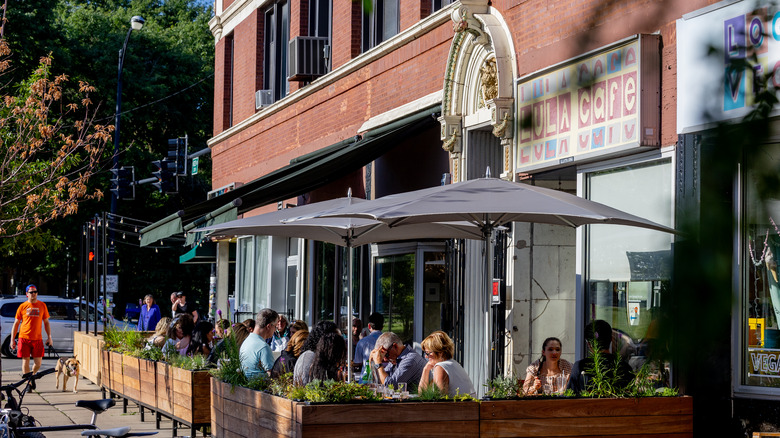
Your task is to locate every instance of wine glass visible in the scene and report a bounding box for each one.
[542,376,553,395]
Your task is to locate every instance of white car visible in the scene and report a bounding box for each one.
[0,295,116,358]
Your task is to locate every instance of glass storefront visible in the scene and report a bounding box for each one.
[584,159,674,374]
[741,145,780,389]
[375,253,415,344]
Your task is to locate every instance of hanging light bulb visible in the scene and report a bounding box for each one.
[155,248,159,253]
[123,233,126,239]
[120,217,124,224]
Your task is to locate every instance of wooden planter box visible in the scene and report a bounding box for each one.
[138,358,157,408]
[73,331,104,385]
[100,349,111,390]
[108,351,124,394]
[211,379,480,438]
[171,366,211,425]
[156,362,174,414]
[122,354,141,401]
[479,396,693,437]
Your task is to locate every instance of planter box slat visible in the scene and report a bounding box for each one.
[480,397,693,420]
[138,359,156,408]
[300,420,479,438]
[122,355,141,401]
[482,415,693,437]
[224,397,295,437]
[297,401,479,424]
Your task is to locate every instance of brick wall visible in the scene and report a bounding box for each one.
[211,0,723,191]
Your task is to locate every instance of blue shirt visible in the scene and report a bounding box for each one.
[240,333,275,379]
[354,330,381,383]
[137,304,161,332]
[382,347,426,387]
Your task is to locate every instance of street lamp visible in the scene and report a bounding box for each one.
[110,15,144,274]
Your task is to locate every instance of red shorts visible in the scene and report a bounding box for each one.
[16,338,44,358]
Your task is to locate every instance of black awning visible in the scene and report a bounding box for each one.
[140,105,440,244]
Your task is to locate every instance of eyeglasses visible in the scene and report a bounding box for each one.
[28,291,38,294]
[423,350,432,357]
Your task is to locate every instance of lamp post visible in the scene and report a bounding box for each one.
[110,15,144,275]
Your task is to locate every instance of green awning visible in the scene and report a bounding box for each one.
[140,211,184,247]
[141,105,440,244]
[179,242,237,264]
[184,202,239,245]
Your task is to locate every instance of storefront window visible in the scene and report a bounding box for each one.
[585,159,673,375]
[422,251,447,337]
[742,146,780,388]
[374,253,415,344]
[235,236,270,321]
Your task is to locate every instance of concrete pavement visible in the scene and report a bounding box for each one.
[1,356,197,437]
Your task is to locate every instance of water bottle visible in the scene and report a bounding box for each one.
[361,360,372,384]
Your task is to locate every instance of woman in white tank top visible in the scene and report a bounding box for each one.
[418,331,476,397]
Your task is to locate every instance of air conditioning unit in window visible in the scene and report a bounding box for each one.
[255,89,273,109]
[288,36,329,82]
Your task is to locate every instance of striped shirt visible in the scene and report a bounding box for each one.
[382,347,427,387]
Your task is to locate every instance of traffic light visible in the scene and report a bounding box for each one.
[151,159,178,193]
[168,137,187,176]
[110,166,135,200]
[88,251,94,261]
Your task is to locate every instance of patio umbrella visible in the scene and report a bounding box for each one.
[194,195,486,382]
[291,176,677,383]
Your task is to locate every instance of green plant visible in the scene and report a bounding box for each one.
[169,353,211,371]
[418,382,446,401]
[137,345,164,361]
[209,335,248,389]
[102,324,147,354]
[269,373,294,397]
[484,374,520,399]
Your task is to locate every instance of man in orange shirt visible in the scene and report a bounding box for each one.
[10,285,53,375]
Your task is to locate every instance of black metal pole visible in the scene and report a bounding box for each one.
[80,224,86,332]
[79,224,84,331]
[102,211,108,330]
[93,213,99,336]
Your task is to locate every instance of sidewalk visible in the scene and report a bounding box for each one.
[1,357,201,437]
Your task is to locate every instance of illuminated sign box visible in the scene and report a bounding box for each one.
[515,35,660,174]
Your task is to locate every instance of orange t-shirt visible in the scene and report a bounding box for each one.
[15,301,49,340]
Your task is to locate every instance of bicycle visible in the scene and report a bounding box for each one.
[0,368,155,437]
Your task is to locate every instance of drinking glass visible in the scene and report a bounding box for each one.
[542,376,553,395]
[397,382,409,400]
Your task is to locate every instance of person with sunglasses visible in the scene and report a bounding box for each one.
[418,331,475,397]
[369,332,426,388]
[10,284,53,376]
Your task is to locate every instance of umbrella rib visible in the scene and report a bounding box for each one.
[555,215,578,228]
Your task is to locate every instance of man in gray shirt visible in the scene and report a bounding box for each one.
[369,332,426,388]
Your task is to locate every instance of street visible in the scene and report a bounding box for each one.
[1,356,184,437]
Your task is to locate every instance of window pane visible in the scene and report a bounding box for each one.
[422,251,446,337]
[381,0,398,42]
[585,159,673,376]
[374,253,415,345]
[314,242,336,322]
[742,145,780,387]
[255,236,270,311]
[237,237,254,319]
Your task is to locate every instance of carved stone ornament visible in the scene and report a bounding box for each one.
[488,98,514,140]
[479,58,498,108]
[450,6,488,45]
[439,114,462,153]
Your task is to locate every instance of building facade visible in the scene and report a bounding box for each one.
[167,0,780,433]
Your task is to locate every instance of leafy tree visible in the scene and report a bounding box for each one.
[0,39,111,237]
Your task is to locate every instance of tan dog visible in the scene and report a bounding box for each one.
[54,357,81,393]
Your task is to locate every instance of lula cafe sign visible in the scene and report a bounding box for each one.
[515,35,660,173]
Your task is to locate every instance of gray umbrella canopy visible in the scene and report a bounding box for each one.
[195,196,485,245]
[297,177,675,234]
[291,177,675,387]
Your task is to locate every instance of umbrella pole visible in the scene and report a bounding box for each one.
[347,246,354,383]
[484,224,495,385]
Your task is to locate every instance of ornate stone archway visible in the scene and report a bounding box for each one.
[439,2,516,181]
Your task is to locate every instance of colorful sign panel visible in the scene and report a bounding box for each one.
[748,348,780,378]
[678,0,780,132]
[515,37,658,173]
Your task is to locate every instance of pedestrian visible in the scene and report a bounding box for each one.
[419,331,476,397]
[270,315,290,352]
[567,319,634,395]
[354,312,383,382]
[239,308,279,379]
[172,291,199,322]
[522,336,572,395]
[188,320,215,356]
[137,294,162,331]
[162,314,195,356]
[369,332,427,388]
[10,285,53,376]
[293,320,338,386]
[271,329,309,377]
[146,317,172,349]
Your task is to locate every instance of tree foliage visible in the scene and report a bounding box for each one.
[0,39,111,237]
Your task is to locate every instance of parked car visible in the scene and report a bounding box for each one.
[124,302,141,321]
[0,295,117,358]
